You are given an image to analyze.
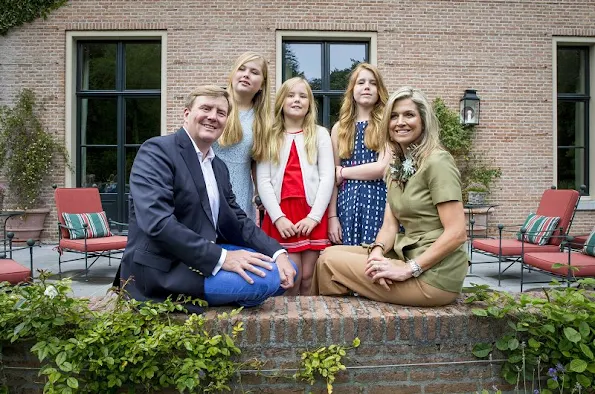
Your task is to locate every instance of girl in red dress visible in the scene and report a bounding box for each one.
[256,77,335,295]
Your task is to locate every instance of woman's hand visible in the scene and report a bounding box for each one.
[335,166,344,186]
[328,216,342,244]
[365,249,392,290]
[366,246,385,262]
[274,217,297,239]
[365,256,413,284]
[295,217,318,236]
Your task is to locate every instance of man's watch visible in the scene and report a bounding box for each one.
[408,260,423,277]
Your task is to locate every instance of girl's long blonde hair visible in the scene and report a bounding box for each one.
[336,63,388,159]
[266,77,318,165]
[220,52,271,162]
[381,86,442,169]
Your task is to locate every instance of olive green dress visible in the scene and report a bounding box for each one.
[312,148,467,305]
[388,149,468,294]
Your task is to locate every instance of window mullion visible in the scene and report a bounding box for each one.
[322,42,330,91]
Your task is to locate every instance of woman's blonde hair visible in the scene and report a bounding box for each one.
[381,86,442,169]
[336,63,388,158]
[266,77,318,165]
[220,52,272,162]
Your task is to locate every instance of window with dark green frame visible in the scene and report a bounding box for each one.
[282,40,369,129]
[557,46,590,194]
[76,40,161,223]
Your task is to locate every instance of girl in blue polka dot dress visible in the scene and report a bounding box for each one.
[328,63,391,246]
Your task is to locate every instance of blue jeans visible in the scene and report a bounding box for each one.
[203,244,297,307]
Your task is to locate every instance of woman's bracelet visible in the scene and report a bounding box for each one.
[328,215,338,219]
[367,241,386,255]
[340,166,344,180]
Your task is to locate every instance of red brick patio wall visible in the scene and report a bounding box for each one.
[2,296,514,393]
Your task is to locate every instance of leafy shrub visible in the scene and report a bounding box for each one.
[0,89,69,209]
[0,273,358,393]
[467,279,595,393]
[434,98,501,195]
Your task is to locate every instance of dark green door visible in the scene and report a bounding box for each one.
[76,40,161,223]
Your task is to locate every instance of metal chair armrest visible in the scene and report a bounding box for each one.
[109,220,128,227]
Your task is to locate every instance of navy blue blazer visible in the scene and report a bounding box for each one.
[120,128,281,305]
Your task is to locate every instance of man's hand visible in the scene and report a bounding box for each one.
[295,217,317,236]
[274,217,297,239]
[253,195,265,211]
[276,253,296,289]
[222,250,273,284]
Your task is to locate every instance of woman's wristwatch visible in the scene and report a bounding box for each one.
[407,260,423,277]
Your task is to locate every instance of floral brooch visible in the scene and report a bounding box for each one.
[389,154,417,189]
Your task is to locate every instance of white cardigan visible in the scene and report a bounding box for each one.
[256,126,335,224]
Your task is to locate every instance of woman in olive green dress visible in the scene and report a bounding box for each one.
[311,87,468,306]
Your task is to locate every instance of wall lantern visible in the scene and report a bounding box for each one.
[459,89,480,126]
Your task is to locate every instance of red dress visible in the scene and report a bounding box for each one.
[261,136,330,253]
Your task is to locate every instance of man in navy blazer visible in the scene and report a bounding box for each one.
[120,85,296,311]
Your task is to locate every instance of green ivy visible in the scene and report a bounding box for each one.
[466,279,595,393]
[434,98,474,159]
[0,274,358,393]
[434,98,501,194]
[294,338,360,393]
[0,89,69,209]
[0,0,68,36]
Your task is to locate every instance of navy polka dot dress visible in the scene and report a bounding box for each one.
[337,121,387,246]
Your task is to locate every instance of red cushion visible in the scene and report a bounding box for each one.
[0,259,31,284]
[574,235,589,244]
[535,189,580,246]
[524,252,595,277]
[55,188,104,239]
[472,239,560,256]
[60,235,127,252]
[570,235,589,249]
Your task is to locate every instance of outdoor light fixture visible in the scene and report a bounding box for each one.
[460,89,480,126]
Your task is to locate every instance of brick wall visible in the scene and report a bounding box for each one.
[0,0,594,240]
[2,296,514,393]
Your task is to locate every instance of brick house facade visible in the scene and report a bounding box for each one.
[0,0,594,241]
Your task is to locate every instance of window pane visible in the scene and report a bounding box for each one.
[329,43,367,90]
[80,98,117,145]
[80,147,118,193]
[125,42,161,90]
[557,101,585,148]
[557,101,586,191]
[125,97,161,144]
[283,43,322,90]
[126,147,140,192]
[329,96,342,128]
[314,95,323,125]
[557,148,585,191]
[557,48,587,94]
[80,43,117,91]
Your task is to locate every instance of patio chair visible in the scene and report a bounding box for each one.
[521,230,595,291]
[470,187,580,286]
[0,232,35,284]
[567,227,594,250]
[54,187,127,279]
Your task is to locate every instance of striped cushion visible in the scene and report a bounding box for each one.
[62,211,112,239]
[583,229,595,257]
[516,213,560,246]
